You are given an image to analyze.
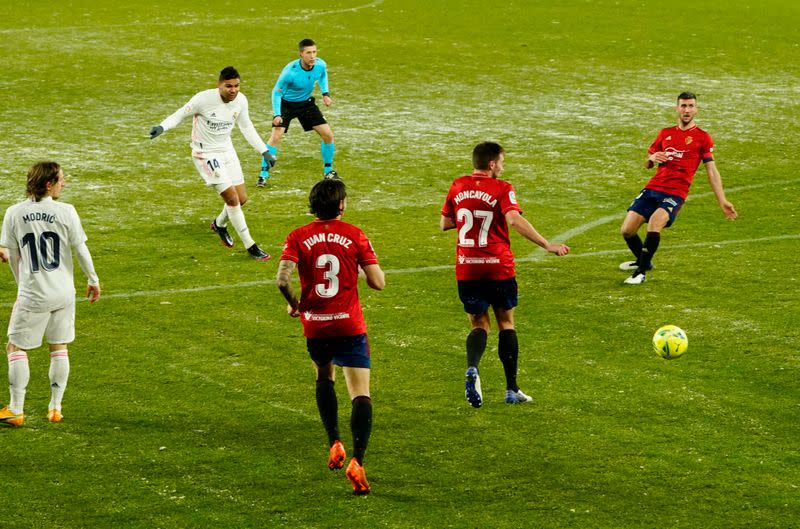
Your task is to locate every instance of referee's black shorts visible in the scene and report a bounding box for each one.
[277,97,327,132]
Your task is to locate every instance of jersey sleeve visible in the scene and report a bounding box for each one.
[235,94,267,153]
[441,183,456,217]
[356,230,378,267]
[318,59,329,94]
[0,208,14,249]
[701,132,715,163]
[272,63,293,116]
[279,231,300,263]
[647,130,665,155]
[67,205,89,247]
[160,93,200,131]
[498,182,523,215]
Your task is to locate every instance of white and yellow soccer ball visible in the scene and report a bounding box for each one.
[652,325,688,359]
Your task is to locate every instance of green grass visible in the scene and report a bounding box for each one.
[1,0,799,527]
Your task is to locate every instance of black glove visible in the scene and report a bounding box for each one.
[262,150,277,168]
[149,125,164,139]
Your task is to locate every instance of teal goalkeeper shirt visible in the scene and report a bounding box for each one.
[271,58,329,116]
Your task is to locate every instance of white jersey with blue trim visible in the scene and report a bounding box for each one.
[1,197,87,312]
[160,88,265,154]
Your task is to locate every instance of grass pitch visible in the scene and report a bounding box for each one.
[1,1,799,527]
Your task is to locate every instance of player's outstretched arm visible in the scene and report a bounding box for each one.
[276,259,300,317]
[506,210,570,256]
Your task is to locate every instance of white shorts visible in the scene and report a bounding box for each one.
[7,300,76,350]
[192,149,244,195]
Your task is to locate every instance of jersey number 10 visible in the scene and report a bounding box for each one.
[21,231,61,273]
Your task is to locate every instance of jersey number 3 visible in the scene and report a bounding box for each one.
[457,208,494,247]
[315,254,340,298]
[21,231,61,273]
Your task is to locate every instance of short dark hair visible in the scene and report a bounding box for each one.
[677,91,697,102]
[219,66,240,82]
[27,161,61,201]
[298,38,316,51]
[309,178,346,220]
[472,141,505,170]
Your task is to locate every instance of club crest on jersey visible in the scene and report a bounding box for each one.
[685,136,693,145]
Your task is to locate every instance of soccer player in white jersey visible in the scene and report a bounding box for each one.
[149,66,276,260]
[0,162,101,426]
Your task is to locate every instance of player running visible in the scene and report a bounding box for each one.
[149,66,276,260]
[620,91,737,284]
[277,178,384,495]
[441,142,569,408]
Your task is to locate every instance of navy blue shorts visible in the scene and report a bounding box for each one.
[278,97,327,132]
[306,333,371,369]
[627,188,684,227]
[457,278,518,315]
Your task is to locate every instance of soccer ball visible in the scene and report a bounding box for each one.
[652,325,688,359]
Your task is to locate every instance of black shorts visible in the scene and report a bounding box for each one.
[306,333,371,369]
[457,278,519,315]
[627,188,685,227]
[277,97,327,132]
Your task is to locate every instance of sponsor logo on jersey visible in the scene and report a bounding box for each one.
[304,311,351,321]
[664,147,687,161]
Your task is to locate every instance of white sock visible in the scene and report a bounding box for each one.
[216,205,229,228]
[48,349,70,412]
[7,350,29,414]
[225,205,255,248]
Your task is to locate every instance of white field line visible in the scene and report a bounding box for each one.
[172,366,316,420]
[0,232,789,308]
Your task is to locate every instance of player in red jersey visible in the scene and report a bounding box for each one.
[277,178,384,495]
[620,92,738,285]
[441,142,569,408]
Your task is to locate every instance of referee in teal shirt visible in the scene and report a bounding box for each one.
[259,38,337,186]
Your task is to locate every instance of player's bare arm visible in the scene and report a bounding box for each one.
[704,161,738,220]
[440,215,456,231]
[0,247,7,263]
[361,264,386,291]
[506,211,570,256]
[276,259,300,316]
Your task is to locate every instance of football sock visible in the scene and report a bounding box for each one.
[316,378,340,445]
[624,234,643,262]
[7,350,29,415]
[261,145,277,177]
[640,231,661,272]
[350,395,372,465]
[225,205,255,248]
[215,206,229,228]
[321,142,335,174]
[466,328,488,368]
[48,349,70,412]
[498,329,520,391]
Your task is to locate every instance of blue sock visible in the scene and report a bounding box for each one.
[261,145,277,178]
[321,142,335,174]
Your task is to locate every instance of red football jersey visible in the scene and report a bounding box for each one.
[441,173,522,281]
[646,125,714,199]
[281,219,379,339]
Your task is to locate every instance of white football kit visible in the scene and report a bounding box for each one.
[160,89,266,192]
[1,197,99,348]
